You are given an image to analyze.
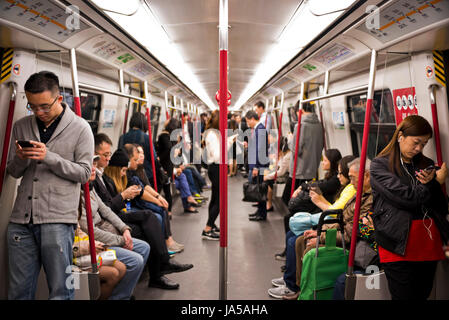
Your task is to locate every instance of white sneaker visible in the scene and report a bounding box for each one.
[268,286,296,299]
[271,277,286,287]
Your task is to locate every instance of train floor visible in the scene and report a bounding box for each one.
[134,171,287,300]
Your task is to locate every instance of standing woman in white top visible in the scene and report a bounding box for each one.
[202,110,237,240]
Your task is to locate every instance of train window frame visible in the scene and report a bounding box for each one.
[287,106,298,133]
[346,89,396,159]
[60,89,102,134]
[149,105,161,144]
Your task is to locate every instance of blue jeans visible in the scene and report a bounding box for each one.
[175,173,192,199]
[109,238,150,300]
[183,168,199,195]
[7,223,75,300]
[283,230,300,292]
[186,166,206,190]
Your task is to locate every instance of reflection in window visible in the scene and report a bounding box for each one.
[61,89,101,134]
[347,89,396,159]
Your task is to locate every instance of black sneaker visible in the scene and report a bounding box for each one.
[202,230,220,241]
[275,249,286,261]
[212,224,220,233]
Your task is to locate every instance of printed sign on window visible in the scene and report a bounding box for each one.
[392,87,418,126]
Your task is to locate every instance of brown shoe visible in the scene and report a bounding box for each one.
[282,291,300,300]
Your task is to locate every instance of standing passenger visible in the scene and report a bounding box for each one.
[282,101,323,205]
[6,71,94,299]
[246,110,270,221]
[202,110,221,240]
[370,115,449,300]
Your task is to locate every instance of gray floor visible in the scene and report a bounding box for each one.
[134,172,287,300]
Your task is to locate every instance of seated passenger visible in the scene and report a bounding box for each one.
[173,165,202,213]
[263,136,291,212]
[79,157,150,300]
[73,195,126,300]
[274,148,341,260]
[268,155,357,299]
[288,155,356,237]
[136,144,173,219]
[118,112,161,190]
[294,157,373,300]
[123,144,185,254]
[103,148,193,290]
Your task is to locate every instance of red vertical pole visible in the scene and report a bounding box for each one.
[143,81,158,193]
[348,49,377,273]
[145,107,158,193]
[0,82,17,197]
[430,85,446,195]
[70,48,97,272]
[123,108,129,134]
[218,0,229,301]
[219,50,228,249]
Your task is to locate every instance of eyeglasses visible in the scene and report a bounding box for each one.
[26,97,58,113]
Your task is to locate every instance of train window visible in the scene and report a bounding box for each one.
[61,89,102,134]
[347,89,396,159]
[287,106,298,133]
[150,105,161,143]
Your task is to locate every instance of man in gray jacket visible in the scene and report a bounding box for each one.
[6,71,94,299]
[282,101,323,205]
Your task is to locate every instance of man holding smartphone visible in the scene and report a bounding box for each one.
[6,71,94,299]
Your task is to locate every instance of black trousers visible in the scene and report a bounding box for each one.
[207,164,220,228]
[382,260,438,300]
[117,209,170,279]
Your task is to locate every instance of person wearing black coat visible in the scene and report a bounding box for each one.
[370,115,449,300]
[93,136,193,290]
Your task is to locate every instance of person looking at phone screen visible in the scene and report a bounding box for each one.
[370,115,449,300]
[6,71,94,300]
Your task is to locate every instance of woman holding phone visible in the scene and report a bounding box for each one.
[370,115,449,300]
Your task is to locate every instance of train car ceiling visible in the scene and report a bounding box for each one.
[0,0,206,111]
[87,0,359,111]
[0,0,448,114]
[252,0,449,107]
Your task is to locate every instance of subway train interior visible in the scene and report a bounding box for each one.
[0,0,449,302]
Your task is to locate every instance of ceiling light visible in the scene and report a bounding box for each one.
[233,0,356,110]
[90,0,216,110]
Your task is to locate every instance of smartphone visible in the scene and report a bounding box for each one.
[424,165,441,172]
[17,140,34,148]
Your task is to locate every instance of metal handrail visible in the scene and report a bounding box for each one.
[78,82,147,102]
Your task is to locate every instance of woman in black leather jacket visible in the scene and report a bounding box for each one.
[370,115,449,300]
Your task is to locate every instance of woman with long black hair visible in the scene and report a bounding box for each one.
[370,115,449,300]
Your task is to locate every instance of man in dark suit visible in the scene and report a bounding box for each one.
[245,110,269,221]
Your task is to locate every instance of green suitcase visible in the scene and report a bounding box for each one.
[298,210,348,300]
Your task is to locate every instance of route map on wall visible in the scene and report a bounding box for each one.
[357,0,449,43]
[0,0,90,42]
